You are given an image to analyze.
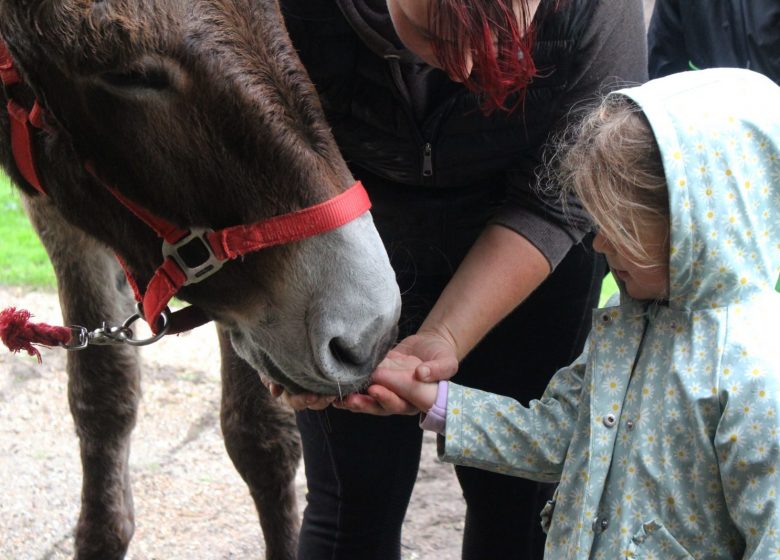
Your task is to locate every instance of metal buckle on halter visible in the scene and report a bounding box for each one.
[59,305,171,350]
[162,227,224,286]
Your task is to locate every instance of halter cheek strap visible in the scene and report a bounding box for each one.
[1,40,48,195]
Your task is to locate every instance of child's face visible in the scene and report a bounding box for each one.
[593,223,670,301]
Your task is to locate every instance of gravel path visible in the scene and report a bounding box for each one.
[0,286,464,559]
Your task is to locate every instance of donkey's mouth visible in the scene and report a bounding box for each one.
[252,349,308,394]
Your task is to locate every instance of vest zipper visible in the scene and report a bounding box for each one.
[384,55,437,183]
[422,143,433,177]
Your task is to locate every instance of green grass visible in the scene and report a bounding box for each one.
[0,170,620,303]
[0,173,55,288]
[599,273,618,307]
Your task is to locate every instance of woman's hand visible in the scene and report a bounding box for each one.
[392,329,459,382]
[265,382,336,411]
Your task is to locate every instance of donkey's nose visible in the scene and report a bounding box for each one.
[319,320,398,385]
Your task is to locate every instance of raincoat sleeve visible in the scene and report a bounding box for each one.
[438,348,588,483]
[714,320,780,558]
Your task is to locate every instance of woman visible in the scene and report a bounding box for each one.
[277,0,648,557]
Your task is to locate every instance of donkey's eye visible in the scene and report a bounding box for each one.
[100,68,171,91]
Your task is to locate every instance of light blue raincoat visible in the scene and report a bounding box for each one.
[439,69,780,559]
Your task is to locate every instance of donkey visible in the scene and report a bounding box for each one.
[0,1,401,558]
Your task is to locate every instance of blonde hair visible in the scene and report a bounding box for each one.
[556,95,669,268]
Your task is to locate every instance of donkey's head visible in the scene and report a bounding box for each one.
[0,0,401,394]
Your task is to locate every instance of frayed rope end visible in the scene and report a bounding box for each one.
[0,307,72,363]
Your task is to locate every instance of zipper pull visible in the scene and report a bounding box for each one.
[422,143,433,178]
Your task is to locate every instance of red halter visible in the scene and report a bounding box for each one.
[0,38,371,337]
[0,40,48,195]
[91,164,370,333]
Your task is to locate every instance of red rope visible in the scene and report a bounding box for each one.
[0,307,72,363]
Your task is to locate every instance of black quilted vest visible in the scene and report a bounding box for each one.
[281,0,593,187]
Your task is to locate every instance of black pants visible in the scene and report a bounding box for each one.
[297,177,604,559]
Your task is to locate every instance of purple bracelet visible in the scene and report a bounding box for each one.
[420,380,448,434]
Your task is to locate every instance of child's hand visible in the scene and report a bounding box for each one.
[372,350,439,411]
[334,350,438,415]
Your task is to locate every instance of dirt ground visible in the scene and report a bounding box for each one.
[0,285,466,559]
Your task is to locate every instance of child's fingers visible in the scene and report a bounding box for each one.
[367,385,418,415]
[371,369,439,411]
[333,388,417,416]
[377,349,424,370]
[372,367,413,394]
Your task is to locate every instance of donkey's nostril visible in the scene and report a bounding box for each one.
[316,318,398,389]
[328,337,365,367]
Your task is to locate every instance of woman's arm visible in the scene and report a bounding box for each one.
[336,224,550,415]
[413,224,550,377]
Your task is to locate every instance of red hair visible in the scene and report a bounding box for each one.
[428,0,540,112]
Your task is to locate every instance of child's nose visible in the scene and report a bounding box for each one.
[592,231,610,254]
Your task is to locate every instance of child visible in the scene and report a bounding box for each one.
[362,68,780,558]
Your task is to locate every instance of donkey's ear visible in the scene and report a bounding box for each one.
[0,0,41,16]
[0,0,75,50]
[0,1,45,32]
[0,0,67,78]
[0,0,77,23]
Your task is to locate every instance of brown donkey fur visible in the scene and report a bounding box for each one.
[0,1,401,558]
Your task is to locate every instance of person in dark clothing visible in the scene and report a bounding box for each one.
[275,1,648,558]
[648,0,780,83]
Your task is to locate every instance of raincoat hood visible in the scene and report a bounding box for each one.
[614,68,780,311]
